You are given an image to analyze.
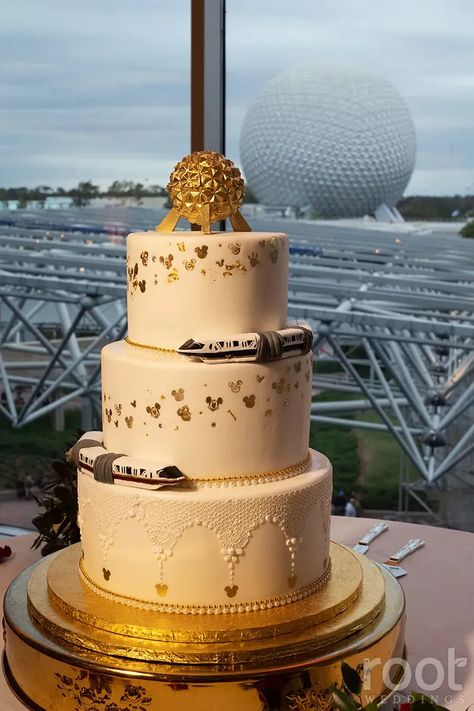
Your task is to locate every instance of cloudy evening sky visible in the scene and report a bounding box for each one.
[0,0,473,195]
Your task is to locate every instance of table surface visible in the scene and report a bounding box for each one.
[1,518,473,710]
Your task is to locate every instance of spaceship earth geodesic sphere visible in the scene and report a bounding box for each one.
[240,63,416,218]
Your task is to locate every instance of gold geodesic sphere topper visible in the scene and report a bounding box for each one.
[156,151,251,234]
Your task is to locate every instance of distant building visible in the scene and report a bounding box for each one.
[44,197,74,210]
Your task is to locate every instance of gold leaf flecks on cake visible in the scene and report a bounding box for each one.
[160,394,166,400]
[272,378,285,394]
[167,268,179,282]
[294,361,302,373]
[171,388,184,401]
[140,250,148,266]
[265,409,273,417]
[138,280,146,293]
[103,393,106,402]
[228,380,242,393]
[195,245,208,259]
[155,583,168,597]
[105,408,112,423]
[227,409,237,421]
[257,374,264,383]
[216,258,225,267]
[146,403,161,418]
[225,260,246,273]
[125,416,133,429]
[243,394,255,408]
[177,405,191,421]
[131,400,136,408]
[211,422,216,428]
[102,568,111,581]
[269,236,279,263]
[159,254,174,269]
[248,251,260,267]
[177,242,186,252]
[183,258,196,270]
[201,268,206,276]
[114,420,118,428]
[229,242,241,255]
[305,370,311,382]
[206,396,223,412]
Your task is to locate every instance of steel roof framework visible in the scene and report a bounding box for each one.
[1,208,474,519]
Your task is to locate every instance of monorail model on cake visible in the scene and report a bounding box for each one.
[70,437,186,490]
[178,323,313,363]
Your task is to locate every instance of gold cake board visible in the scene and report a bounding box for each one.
[3,542,406,711]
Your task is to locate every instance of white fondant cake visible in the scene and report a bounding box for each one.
[127,231,288,350]
[102,342,313,478]
[78,448,332,612]
[75,229,333,613]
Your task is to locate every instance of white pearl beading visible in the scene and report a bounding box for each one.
[79,556,332,615]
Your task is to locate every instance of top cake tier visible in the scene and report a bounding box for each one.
[127,231,288,350]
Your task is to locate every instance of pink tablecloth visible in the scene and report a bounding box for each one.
[1,519,473,710]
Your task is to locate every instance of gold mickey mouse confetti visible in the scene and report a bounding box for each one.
[146,403,161,418]
[177,405,191,421]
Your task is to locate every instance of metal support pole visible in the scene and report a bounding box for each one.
[191,0,226,230]
[191,0,225,154]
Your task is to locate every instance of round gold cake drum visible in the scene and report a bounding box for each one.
[3,543,406,711]
[44,542,365,644]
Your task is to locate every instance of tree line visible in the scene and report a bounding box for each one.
[0,181,167,208]
[397,195,474,221]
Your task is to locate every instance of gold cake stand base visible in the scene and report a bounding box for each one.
[3,542,406,711]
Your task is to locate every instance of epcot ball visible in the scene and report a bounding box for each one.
[240,63,416,218]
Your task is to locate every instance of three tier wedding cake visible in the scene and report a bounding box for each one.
[70,151,333,614]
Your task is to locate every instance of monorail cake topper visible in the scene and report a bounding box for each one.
[178,324,313,364]
[156,151,251,235]
[67,435,186,490]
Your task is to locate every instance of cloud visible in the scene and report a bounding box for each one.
[0,0,472,195]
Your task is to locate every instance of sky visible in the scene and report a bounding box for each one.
[0,0,473,196]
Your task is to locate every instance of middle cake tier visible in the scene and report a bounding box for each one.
[102,340,313,479]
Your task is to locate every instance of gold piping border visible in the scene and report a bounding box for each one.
[125,336,177,354]
[188,451,313,484]
[79,557,332,615]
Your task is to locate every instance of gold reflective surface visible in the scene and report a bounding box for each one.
[3,545,406,710]
[44,542,362,643]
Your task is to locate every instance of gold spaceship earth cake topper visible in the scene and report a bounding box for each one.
[156,151,251,235]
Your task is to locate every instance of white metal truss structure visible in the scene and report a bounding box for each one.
[1,208,474,518]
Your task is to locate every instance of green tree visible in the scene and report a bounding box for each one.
[69,180,100,207]
[460,220,474,238]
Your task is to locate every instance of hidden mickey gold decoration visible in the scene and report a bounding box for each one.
[156,151,251,235]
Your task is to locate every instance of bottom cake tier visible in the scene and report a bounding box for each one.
[77,448,332,613]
